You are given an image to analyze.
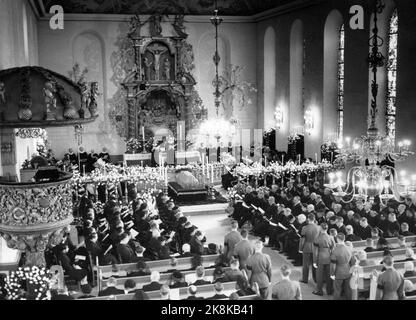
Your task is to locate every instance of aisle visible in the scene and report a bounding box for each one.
[187,212,327,300]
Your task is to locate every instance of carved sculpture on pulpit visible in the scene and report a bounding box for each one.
[149,14,163,37]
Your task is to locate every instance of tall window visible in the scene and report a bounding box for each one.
[337,24,345,140]
[386,9,398,144]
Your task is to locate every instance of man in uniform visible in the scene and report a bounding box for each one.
[223,220,242,263]
[312,223,335,296]
[299,213,320,284]
[246,240,272,299]
[330,233,353,300]
[271,265,302,300]
[376,255,405,300]
[233,229,254,271]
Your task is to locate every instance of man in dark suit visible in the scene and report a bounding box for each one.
[299,214,320,284]
[116,233,138,263]
[192,266,211,286]
[98,277,124,296]
[291,196,303,217]
[246,240,272,299]
[233,229,254,271]
[142,271,163,292]
[207,282,228,300]
[223,220,242,262]
[190,231,205,256]
[345,225,362,242]
[184,285,204,300]
[356,218,373,240]
[312,223,335,296]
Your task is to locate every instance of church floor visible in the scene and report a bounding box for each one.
[188,212,328,300]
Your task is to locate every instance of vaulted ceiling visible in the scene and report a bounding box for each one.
[41,0,302,16]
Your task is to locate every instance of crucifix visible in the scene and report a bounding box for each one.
[147,43,168,81]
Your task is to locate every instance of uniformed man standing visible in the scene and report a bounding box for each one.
[376,255,405,300]
[247,240,272,299]
[233,229,254,271]
[299,213,320,284]
[312,223,335,296]
[330,233,353,300]
[223,220,242,263]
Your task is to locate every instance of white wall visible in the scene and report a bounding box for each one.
[37,17,258,158]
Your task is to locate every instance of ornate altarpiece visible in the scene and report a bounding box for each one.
[121,15,207,140]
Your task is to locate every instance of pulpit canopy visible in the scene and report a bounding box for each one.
[0,66,98,128]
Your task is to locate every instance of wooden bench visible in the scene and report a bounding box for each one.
[102,267,231,290]
[82,281,239,301]
[351,236,416,250]
[97,254,220,290]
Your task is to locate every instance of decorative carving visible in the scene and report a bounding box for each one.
[89,82,99,117]
[0,177,74,266]
[163,58,171,81]
[0,81,6,104]
[149,14,163,37]
[128,14,146,39]
[0,183,73,227]
[173,15,188,38]
[59,89,78,120]
[18,69,33,121]
[78,78,89,119]
[44,81,57,121]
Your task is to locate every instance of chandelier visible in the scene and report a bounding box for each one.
[196,0,236,147]
[325,0,415,202]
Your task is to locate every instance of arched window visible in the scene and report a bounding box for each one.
[264,27,276,130]
[386,9,398,144]
[337,24,345,140]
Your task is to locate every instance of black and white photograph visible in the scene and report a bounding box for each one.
[0,0,416,310]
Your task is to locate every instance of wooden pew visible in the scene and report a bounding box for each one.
[82,281,238,301]
[102,267,231,290]
[351,236,416,250]
[97,254,220,290]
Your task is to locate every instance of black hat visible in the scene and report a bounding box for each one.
[178,217,187,225]
[172,270,183,280]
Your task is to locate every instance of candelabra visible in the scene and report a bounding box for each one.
[327,0,415,202]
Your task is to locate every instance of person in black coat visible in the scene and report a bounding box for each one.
[57,244,88,282]
[98,277,124,296]
[142,271,163,292]
[207,282,228,300]
[169,271,188,289]
[192,266,211,286]
[184,285,204,300]
[116,233,139,263]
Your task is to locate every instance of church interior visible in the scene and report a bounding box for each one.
[1,0,416,302]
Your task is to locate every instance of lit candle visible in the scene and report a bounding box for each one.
[330,152,334,164]
[27,146,30,161]
[315,153,318,163]
[282,155,284,165]
[298,154,301,165]
[206,156,209,165]
[142,127,145,141]
[211,165,214,184]
[83,165,85,176]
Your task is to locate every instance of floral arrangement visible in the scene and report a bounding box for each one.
[321,141,338,154]
[220,152,236,167]
[72,163,165,186]
[233,160,334,178]
[288,132,301,144]
[4,266,51,300]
